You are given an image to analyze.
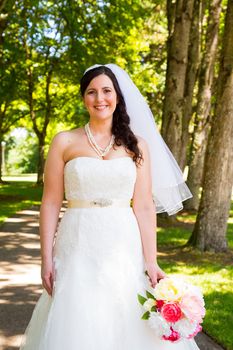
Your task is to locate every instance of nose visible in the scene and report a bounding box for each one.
[95,91,105,102]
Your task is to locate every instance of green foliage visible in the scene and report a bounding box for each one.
[141,311,150,320]
[137,293,147,305]
[0,0,169,162]
[0,1,28,137]
[146,290,156,300]
[6,128,39,174]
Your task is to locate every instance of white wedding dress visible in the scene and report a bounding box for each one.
[20,156,200,350]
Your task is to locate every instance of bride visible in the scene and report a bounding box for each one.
[20,64,198,350]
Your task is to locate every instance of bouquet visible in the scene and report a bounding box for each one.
[137,276,205,342]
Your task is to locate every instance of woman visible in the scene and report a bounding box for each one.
[20,64,198,350]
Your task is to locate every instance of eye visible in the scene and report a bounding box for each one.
[104,89,111,94]
[87,90,95,95]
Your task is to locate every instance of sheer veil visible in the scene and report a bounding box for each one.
[84,64,192,215]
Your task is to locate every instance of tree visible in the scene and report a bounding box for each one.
[161,0,195,165]
[179,0,201,171]
[6,128,38,174]
[188,0,233,252]
[16,0,151,183]
[0,0,26,182]
[185,0,222,210]
[20,0,68,184]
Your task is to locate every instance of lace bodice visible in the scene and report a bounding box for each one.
[64,156,137,201]
[21,155,200,350]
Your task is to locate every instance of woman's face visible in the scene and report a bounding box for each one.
[83,74,118,121]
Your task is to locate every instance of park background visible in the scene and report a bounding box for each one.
[0,0,232,349]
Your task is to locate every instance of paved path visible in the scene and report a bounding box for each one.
[0,207,225,350]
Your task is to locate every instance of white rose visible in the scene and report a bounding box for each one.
[143,298,156,311]
[148,312,171,337]
[172,318,198,338]
[153,277,185,302]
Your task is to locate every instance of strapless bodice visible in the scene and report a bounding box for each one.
[20,155,200,350]
[64,157,137,201]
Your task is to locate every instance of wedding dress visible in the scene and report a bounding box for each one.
[20,156,200,350]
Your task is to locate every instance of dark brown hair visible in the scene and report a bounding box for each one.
[80,65,143,165]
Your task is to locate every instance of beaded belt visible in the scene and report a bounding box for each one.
[67,198,131,208]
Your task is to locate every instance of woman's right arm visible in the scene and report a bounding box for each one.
[39,133,66,296]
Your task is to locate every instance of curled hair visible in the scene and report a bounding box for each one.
[80,66,143,166]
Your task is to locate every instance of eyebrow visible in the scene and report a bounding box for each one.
[86,86,113,91]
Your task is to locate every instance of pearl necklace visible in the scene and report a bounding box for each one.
[84,122,115,158]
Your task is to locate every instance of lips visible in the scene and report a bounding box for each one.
[94,105,108,110]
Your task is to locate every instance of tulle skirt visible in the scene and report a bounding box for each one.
[20,207,200,350]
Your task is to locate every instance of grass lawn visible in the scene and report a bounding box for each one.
[0,176,42,224]
[157,204,233,350]
[1,178,232,349]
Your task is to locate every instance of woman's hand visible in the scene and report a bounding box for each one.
[41,258,54,296]
[145,261,167,288]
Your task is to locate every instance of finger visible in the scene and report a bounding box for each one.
[160,272,167,279]
[42,275,51,287]
[151,281,157,288]
[151,276,158,288]
[44,283,52,296]
[50,274,54,290]
[42,277,52,296]
[42,279,50,292]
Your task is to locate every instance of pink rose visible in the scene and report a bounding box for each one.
[161,302,182,323]
[163,327,180,342]
[180,295,205,323]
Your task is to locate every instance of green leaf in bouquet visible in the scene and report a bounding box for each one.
[137,294,147,305]
[151,305,157,312]
[141,311,150,320]
[146,290,156,300]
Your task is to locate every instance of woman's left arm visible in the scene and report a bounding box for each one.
[132,137,166,288]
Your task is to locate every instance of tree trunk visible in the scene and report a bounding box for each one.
[162,0,195,164]
[180,0,201,170]
[23,16,54,185]
[167,0,176,38]
[37,137,45,184]
[36,66,53,185]
[185,0,222,211]
[0,132,3,183]
[188,0,233,252]
[0,106,7,183]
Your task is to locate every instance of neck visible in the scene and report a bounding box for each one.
[88,118,112,136]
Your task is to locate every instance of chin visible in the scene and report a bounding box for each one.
[92,113,114,120]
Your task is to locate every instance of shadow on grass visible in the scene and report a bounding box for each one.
[157,217,233,267]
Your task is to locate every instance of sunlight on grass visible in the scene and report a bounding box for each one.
[157,257,233,350]
[157,226,190,246]
[0,181,42,224]
[176,213,196,224]
[2,174,37,182]
[157,201,233,350]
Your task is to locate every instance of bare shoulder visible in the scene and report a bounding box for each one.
[53,128,84,141]
[51,128,84,147]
